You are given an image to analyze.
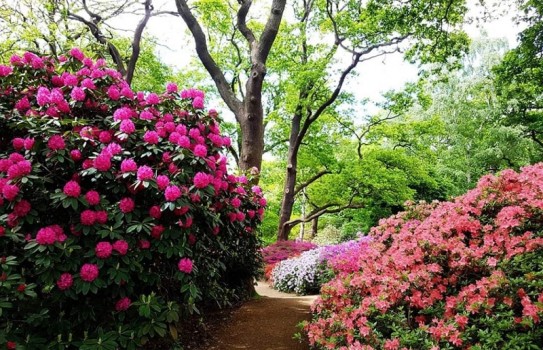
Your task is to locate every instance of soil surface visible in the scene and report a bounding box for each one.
[195,281,318,350]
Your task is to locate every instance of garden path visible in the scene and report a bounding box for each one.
[200,281,318,350]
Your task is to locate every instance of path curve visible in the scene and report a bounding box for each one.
[204,281,318,350]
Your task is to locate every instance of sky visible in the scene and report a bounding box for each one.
[115,0,523,116]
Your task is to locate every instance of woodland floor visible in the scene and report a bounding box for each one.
[189,281,318,350]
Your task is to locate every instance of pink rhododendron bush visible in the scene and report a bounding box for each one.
[304,165,543,349]
[0,50,265,349]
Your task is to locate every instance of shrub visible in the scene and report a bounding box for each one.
[271,238,372,295]
[304,165,543,349]
[0,50,265,349]
[261,240,317,265]
[271,248,324,295]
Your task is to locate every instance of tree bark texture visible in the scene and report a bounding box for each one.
[277,112,302,240]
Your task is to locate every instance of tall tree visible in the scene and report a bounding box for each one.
[175,0,286,172]
[272,0,471,240]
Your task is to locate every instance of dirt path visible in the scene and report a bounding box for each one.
[203,281,318,350]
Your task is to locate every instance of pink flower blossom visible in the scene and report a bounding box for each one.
[85,190,100,206]
[139,110,154,120]
[81,78,96,89]
[36,227,56,245]
[0,65,13,77]
[138,239,150,249]
[80,210,97,226]
[62,73,78,86]
[149,205,162,219]
[115,297,131,311]
[120,159,137,173]
[193,172,210,189]
[70,149,82,161]
[119,197,135,213]
[80,263,99,282]
[143,131,159,144]
[193,144,207,158]
[231,197,241,208]
[15,96,30,111]
[112,240,129,255]
[156,175,170,190]
[105,143,122,156]
[113,107,133,121]
[120,119,136,134]
[95,241,113,259]
[178,258,193,273]
[12,138,24,150]
[23,138,35,150]
[96,211,108,224]
[107,86,121,100]
[13,200,31,217]
[99,131,113,143]
[178,136,190,148]
[137,165,154,181]
[63,180,81,197]
[166,83,178,93]
[70,87,86,101]
[36,87,51,106]
[69,48,85,61]
[2,184,19,201]
[57,273,73,290]
[47,135,65,150]
[94,154,112,171]
[146,93,160,105]
[151,225,165,239]
[165,185,181,202]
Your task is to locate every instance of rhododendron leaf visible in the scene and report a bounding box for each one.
[169,324,178,340]
[138,305,151,318]
[24,242,39,250]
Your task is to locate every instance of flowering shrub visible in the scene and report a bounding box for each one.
[261,240,316,281]
[271,238,372,295]
[0,50,265,349]
[271,247,324,295]
[304,165,543,349]
[261,240,317,265]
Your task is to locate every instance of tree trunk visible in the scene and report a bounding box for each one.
[238,63,266,172]
[311,217,318,239]
[277,113,302,240]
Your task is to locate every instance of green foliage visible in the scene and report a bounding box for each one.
[493,0,543,150]
[311,225,342,246]
[421,36,540,195]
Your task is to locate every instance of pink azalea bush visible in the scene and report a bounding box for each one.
[0,50,265,349]
[304,165,543,349]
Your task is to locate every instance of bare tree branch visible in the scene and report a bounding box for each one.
[67,11,127,76]
[175,0,243,118]
[126,0,153,85]
[257,0,286,62]
[284,202,365,227]
[293,170,332,196]
[237,0,256,45]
